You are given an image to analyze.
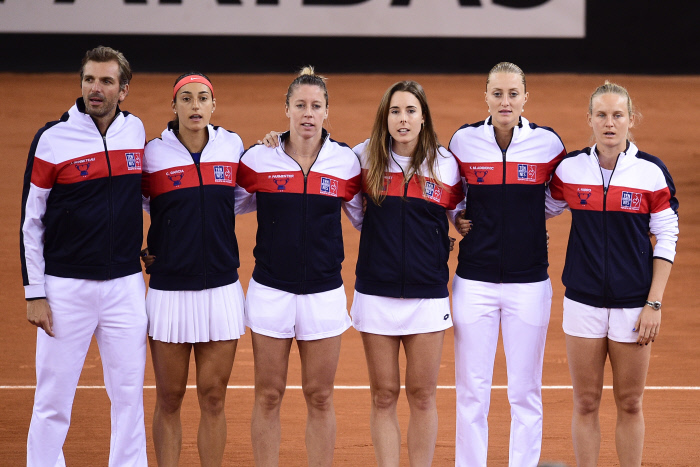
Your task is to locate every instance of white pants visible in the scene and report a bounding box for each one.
[453,277,552,467]
[27,273,148,467]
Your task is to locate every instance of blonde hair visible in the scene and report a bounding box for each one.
[365,81,443,205]
[486,62,526,92]
[589,81,641,141]
[285,66,328,107]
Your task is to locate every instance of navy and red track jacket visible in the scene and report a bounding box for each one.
[547,143,679,308]
[237,130,361,295]
[20,98,145,299]
[449,116,566,284]
[142,124,254,291]
[348,140,463,299]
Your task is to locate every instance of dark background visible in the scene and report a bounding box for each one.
[0,0,695,74]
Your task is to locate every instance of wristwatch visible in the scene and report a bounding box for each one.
[645,300,662,310]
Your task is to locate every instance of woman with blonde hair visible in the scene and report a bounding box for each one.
[237,67,362,467]
[450,62,566,466]
[547,81,678,466]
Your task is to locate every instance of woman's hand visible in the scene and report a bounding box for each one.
[140,248,156,268]
[634,305,661,345]
[455,210,472,236]
[258,131,282,148]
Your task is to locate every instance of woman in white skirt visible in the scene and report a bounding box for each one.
[141,72,255,466]
[236,68,362,466]
[348,81,463,466]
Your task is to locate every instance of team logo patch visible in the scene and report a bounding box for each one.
[320,177,339,196]
[621,191,642,210]
[125,152,142,171]
[214,165,233,183]
[73,157,95,177]
[381,175,392,193]
[577,188,592,205]
[517,163,537,182]
[425,181,443,202]
[470,165,493,183]
[167,169,185,187]
[269,174,293,191]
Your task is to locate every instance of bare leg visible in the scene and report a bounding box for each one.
[566,335,607,467]
[361,332,402,467]
[193,339,237,466]
[609,340,651,467]
[297,336,343,467]
[250,332,293,467]
[403,331,444,467]
[149,338,192,467]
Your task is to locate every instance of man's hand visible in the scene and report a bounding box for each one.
[27,299,54,337]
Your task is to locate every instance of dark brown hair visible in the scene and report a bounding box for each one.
[364,81,443,205]
[80,46,132,90]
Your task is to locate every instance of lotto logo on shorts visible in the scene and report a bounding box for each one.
[320,177,338,196]
[125,152,141,171]
[425,181,442,202]
[517,163,536,182]
[214,165,233,183]
[621,191,642,210]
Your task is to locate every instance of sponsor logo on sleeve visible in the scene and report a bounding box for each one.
[621,191,642,210]
[74,157,96,177]
[517,163,537,182]
[577,187,592,205]
[214,165,233,183]
[125,152,142,171]
[167,169,185,187]
[320,176,338,196]
[425,181,443,202]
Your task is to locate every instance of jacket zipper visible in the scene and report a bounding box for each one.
[390,151,410,298]
[194,159,209,288]
[598,152,620,305]
[283,134,326,294]
[102,135,114,279]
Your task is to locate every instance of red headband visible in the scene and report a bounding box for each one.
[173,75,214,100]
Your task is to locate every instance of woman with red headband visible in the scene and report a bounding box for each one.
[141,72,255,466]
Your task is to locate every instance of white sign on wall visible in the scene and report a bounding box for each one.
[0,0,585,38]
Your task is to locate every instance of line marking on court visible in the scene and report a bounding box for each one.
[2,385,699,390]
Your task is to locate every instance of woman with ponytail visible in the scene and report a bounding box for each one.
[141,72,255,466]
[237,67,362,466]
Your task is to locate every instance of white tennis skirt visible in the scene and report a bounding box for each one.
[146,280,246,343]
[351,290,453,336]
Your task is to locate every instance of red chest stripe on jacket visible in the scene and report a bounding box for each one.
[54,151,110,184]
[461,161,555,185]
[31,157,58,189]
[237,165,305,194]
[361,170,461,209]
[554,182,606,211]
[306,172,360,201]
[199,162,238,186]
[108,149,144,176]
[604,186,652,213]
[147,165,202,197]
[147,162,238,198]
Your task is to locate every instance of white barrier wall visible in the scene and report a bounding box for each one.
[0,0,585,38]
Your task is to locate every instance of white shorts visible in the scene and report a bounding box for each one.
[562,296,641,343]
[146,280,246,343]
[245,277,351,341]
[351,290,452,336]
